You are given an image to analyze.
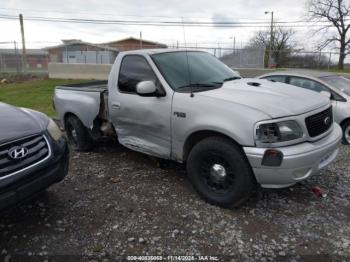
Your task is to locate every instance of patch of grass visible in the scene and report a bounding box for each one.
[0,78,85,117]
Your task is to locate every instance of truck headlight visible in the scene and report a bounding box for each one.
[47,118,63,141]
[256,120,303,143]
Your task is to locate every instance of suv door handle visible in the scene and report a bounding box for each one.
[112,102,121,109]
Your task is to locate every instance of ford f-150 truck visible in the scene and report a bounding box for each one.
[54,49,342,207]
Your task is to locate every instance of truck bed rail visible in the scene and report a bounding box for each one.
[56,80,108,92]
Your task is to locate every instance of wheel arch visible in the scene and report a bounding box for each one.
[182,130,243,162]
[339,117,350,128]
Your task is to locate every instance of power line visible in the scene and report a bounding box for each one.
[0,6,324,22]
[0,6,347,24]
[0,14,339,28]
[0,6,345,24]
[0,13,335,24]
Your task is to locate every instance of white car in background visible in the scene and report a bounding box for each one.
[259,71,350,145]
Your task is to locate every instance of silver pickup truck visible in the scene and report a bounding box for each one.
[54,49,342,207]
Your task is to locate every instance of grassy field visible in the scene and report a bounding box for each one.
[0,78,84,117]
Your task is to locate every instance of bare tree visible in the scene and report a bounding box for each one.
[307,0,350,69]
[248,27,295,67]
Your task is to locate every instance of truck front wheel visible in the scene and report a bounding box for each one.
[186,137,256,207]
[65,115,93,151]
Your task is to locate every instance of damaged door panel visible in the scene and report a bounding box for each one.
[108,54,172,158]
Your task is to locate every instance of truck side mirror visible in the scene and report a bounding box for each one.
[136,81,157,97]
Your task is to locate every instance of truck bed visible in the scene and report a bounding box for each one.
[56,80,108,92]
[54,80,109,129]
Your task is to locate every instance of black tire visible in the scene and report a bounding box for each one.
[342,120,350,145]
[186,137,256,207]
[65,115,93,151]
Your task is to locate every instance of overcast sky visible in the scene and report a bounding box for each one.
[0,0,325,50]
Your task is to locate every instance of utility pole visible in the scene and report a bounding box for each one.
[14,41,20,74]
[218,41,221,58]
[230,36,236,52]
[229,36,236,67]
[328,52,332,71]
[265,11,274,68]
[140,31,143,49]
[19,14,27,73]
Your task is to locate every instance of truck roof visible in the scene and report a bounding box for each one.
[119,48,204,55]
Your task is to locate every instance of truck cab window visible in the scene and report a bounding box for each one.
[118,55,157,93]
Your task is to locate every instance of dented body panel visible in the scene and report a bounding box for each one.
[55,89,102,129]
[107,53,174,158]
[54,82,107,129]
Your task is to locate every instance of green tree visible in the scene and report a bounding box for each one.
[248,27,295,67]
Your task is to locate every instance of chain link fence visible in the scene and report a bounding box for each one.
[0,41,343,76]
[0,42,21,74]
[174,45,339,70]
[0,42,48,74]
[174,46,266,68]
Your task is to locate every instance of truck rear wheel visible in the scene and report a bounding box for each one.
[186,137,256,207]
[65,115,93,151]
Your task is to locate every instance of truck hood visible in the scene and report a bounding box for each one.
[0,102,49,145]
[199,79,330,119]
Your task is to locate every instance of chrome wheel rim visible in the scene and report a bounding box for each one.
[67,123,78,146]
[71,129,78,141]
[210,164,227,182]
[200,154,235,194]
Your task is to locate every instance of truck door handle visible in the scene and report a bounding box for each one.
[112,102,121,109]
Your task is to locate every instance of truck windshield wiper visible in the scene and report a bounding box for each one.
[222,76,241,82]
[177,83,221,89]
[213,77,241,86]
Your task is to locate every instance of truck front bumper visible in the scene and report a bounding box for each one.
[244,123,342,188]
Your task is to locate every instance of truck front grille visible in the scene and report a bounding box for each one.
[0,135,50,179]
[305,107,333,137]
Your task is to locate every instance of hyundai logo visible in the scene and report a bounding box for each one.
[8,146,29,160]
[324,116,331,126]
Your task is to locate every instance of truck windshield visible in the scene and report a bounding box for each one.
[151,51,240,91]
[320,75,350,96]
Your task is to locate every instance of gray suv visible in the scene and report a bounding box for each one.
[259,71,350,144]
[0,102,69,211]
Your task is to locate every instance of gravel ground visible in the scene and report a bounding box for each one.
[0,140,349,261]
